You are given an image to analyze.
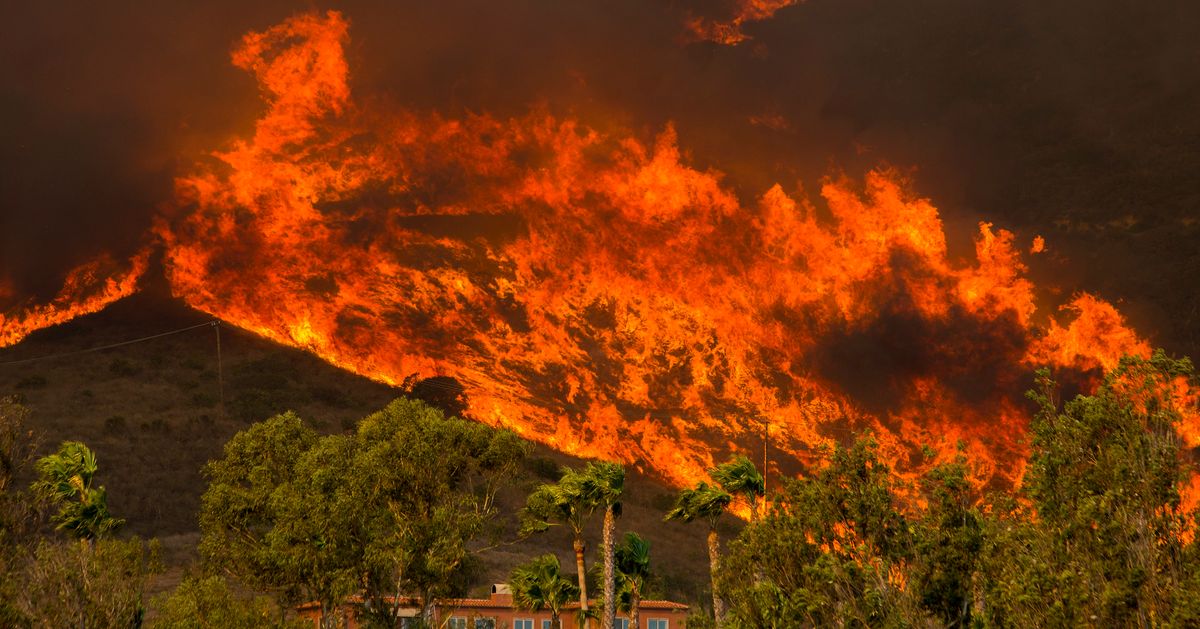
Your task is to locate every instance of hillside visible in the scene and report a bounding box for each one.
[0,290,724,605]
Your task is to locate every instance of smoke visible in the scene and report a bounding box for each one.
[3,0,1199,353]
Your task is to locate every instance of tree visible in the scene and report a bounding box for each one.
[12,536,161,628]
[199,412,318,611]
[523,465,605,617]
[710,456,765,521]
[976,352,1198,626]
[349,398,527,625]
[200,400,528,628]
[579,462,624,629]
[664,482,732,623]
[613,533,653,629]
[510,554,579,629]
[32,441,123,540]
[150,575,306,629]
[0,396,37,544]
[717,437,920,627]
[910,454,982,627]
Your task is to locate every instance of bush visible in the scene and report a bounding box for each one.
[15,375,46,390]
[4,538,161,627]
[307,384,350,408]
[149,575,305,629]
[103,416,128,436]
[109,358,141,377]
[526,456,562,481]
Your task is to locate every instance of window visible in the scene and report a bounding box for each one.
[448,618,468,629]
[648,620,669,629]
[515,620,534,629]
[616,619,629,629]
[475,618,496,629]
[541,621,553,629]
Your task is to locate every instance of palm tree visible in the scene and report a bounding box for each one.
[510,554,579,629]
[580,462,624,629]
[664,482,732,624]
[32,441,123,541]
[710,455,765,521]
[523,466,603,617]
[614,532,652,629]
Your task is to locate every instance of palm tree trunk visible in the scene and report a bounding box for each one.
[574,536,589,614]
[631,586,641,629]
[707,528,725,624]
[603,506,616,629]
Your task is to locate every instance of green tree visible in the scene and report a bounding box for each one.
[12,536,161,628]
[349,399,527,625]
[711,456,765,521]
[976,352,1198,627]
[200,400,527,628]
[910,454,982,627]
[198,412,318,612]
[523,465,605,617]
[150,575,305,629]
[32,441,123,540]
[717,437,920,627]
[664,482,732,624]
[613,532,652,629]
[510,554,579,629]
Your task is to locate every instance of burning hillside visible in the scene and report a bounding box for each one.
[2,10,1196,495]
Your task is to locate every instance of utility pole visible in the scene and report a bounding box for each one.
[213,320,225,419]
[762,416,770,495]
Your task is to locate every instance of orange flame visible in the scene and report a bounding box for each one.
[144,11,1184,493]
[685,1,803,45]
[0,251,149,349]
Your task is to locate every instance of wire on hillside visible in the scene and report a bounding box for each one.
[0,321,220,366]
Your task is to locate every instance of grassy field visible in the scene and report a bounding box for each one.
[0,291,725,606]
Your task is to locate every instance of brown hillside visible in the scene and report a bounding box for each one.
[0,291,729,605]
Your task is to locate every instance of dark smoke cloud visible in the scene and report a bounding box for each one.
[3,0,1199,355]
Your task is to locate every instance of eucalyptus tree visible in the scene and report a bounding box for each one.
[664,482,732,623]
[710,455,765,521]
[199,412,318,611]
[977,352,1199,627]
[200,400,527,629]
[510,554,579,629]
[716,437,918,627]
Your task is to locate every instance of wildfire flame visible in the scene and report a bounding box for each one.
[1,251,148,348]
[4,11,1197,500]
[685,1,803,45]
[155,11,1194,491]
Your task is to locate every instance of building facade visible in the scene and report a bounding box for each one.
[298,585,689,629]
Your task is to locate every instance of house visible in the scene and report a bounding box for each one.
[297,584,689,628]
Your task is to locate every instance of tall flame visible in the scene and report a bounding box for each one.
[144,11,1192,491]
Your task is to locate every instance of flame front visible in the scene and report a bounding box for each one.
[3,12,1194,496]
[145,11,1188,491]
[1,251,148,349]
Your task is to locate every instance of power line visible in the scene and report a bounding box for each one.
[0,321,219,366]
